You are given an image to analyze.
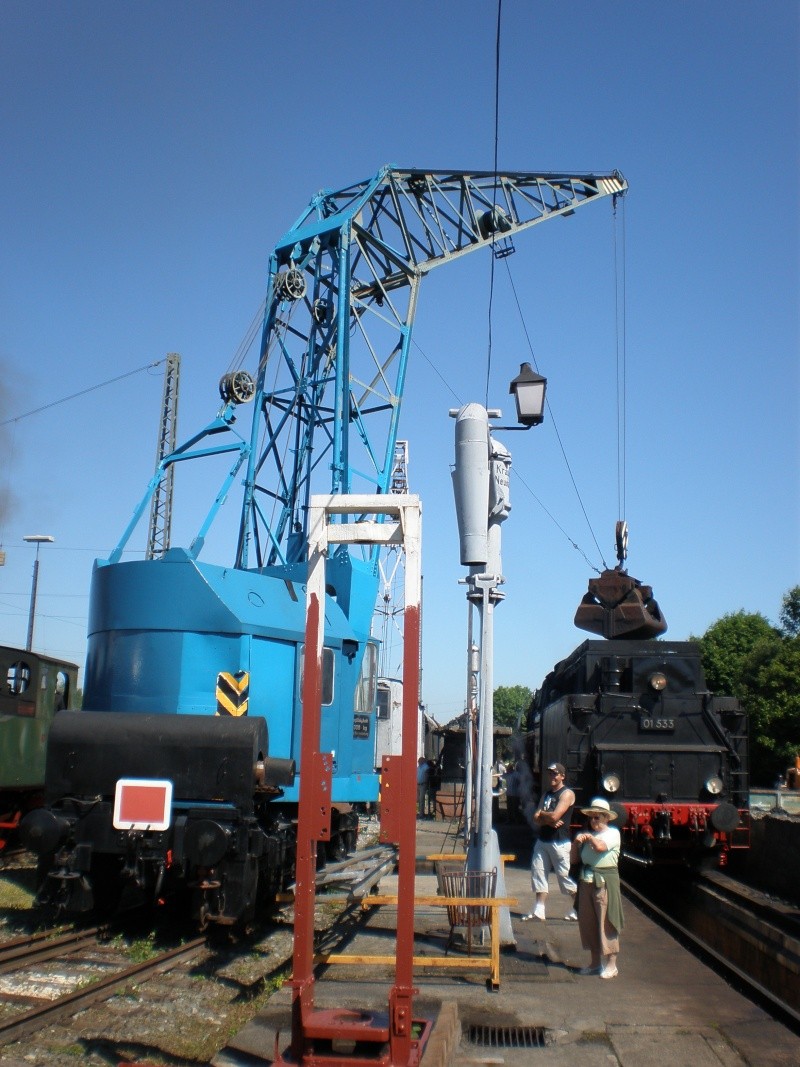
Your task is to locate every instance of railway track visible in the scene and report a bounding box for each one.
[622,869,800,1030]
[0,842,395,1063]
[0,924,102,974]
[0,931,207,1045]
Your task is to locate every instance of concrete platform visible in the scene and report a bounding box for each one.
[213,819,800,1066]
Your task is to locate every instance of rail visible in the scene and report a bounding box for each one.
[0,935,206,1046]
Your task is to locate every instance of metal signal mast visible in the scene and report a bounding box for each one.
[146,353,180,560]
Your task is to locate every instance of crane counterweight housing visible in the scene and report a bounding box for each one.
[22,166,627,925]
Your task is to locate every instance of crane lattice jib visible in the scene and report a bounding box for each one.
[146,353,181,560]
[233,167,626,571]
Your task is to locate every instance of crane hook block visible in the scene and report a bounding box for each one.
[574,568,668,640]
[219,370,256,406]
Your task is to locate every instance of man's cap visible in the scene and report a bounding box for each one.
[547,762,566,776]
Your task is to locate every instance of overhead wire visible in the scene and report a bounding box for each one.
[481,0,612,572]
[0,359,166,427]
[484,0,503,408]
[0,356,167,552]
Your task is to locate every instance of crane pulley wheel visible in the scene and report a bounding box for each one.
[219,370,256,406]
[478,205,512,239]
[275,267,307,302]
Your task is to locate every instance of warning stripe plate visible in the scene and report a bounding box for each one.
[216,670,249,717]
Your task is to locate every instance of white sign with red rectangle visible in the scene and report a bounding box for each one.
[113,778,173,831]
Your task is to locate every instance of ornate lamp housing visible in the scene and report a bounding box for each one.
[509,362,547,426]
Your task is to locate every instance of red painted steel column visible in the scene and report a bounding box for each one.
[289,589,323,1062]
[389,498,422,1066]
[389,600,421,1065]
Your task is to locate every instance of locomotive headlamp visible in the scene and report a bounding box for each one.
[602,773,621,793]
[705,776,724,796]
[649,672,667,691]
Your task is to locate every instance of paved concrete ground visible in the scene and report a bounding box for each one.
[214,818,800,1066]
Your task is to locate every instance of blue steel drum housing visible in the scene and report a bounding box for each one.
[83,550,379,804]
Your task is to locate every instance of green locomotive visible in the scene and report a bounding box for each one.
[0,646,79,852]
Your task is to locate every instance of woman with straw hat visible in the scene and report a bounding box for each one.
[570,797,623,979]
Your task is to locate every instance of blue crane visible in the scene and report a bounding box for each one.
[88,165,627,784]
[25,167,627,927]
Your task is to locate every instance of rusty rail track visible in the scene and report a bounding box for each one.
[0,842,392,1054]
[0,924,105,975]
[0,934,207,1046]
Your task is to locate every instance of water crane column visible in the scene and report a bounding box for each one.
[451,364,546,944]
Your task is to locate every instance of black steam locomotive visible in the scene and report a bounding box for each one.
[523,567,749,868]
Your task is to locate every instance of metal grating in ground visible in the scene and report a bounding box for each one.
[466,1024,548,1048]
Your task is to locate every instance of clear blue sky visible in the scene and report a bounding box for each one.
[1,1,797,724]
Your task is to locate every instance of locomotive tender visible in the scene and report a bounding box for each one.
[20,167,628,924]
[524,569,749,867]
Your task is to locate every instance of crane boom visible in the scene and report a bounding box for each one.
[110,166,626,593]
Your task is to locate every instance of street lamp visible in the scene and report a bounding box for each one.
[23,534,54,651]
[508,361,547,426]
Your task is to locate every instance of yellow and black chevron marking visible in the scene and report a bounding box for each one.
[216,670,249,717]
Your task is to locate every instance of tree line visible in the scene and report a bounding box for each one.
[692,586,799,787]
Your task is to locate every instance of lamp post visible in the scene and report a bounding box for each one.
[23,535,54,651]
[451,365,546,946]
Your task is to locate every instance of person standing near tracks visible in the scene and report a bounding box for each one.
[417,756,431,818]
[522,762,578,922]
[571,797,623,979]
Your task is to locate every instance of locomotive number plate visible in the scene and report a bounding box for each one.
[639,716,675,731]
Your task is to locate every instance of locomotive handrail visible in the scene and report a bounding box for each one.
[700,700,746,767]
[591,742,727,753]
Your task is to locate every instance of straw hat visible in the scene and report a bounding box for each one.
[580,797,617,820]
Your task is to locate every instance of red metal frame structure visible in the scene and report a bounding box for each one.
[283,493,427,1067]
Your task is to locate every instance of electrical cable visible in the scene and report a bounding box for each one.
[485,0,503,408]
[411,336,463,405]
[481,0,606,573]
[0,359,166,427]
